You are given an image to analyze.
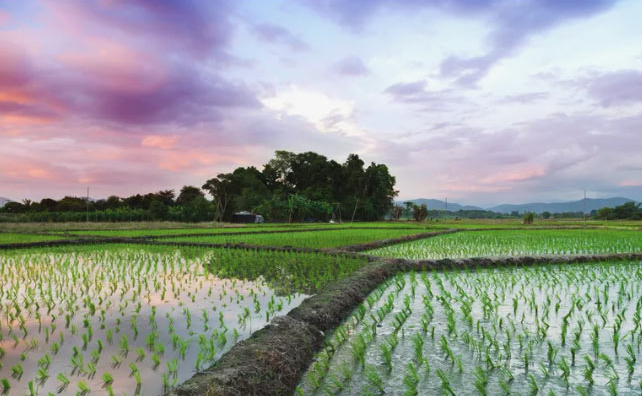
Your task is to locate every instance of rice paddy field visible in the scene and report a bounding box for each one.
[0,220,640,396]
[370,229,642,260]
[58,226,320,238]
[0,245,367,396]
[0,233,69,245]
[298,261,642,396]
[159,228,428,248]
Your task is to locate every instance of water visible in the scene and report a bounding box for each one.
[299,261,642,395]
[0,249,307,396]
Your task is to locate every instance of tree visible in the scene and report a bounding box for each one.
[391,205,403,220]
[2,201,25,213]
[612,201,641,219]
[155,190,175,206]
[183,196,214,222]
[523,212,535,225]
[403,202,414,219]
[149,199,168,220]
[265,150,296,188]
[413,204,428,222]
[176,186,204,205]
[541,211,551,219]
[203,175,234,221]
[597,207,612,220]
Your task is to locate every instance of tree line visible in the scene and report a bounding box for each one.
[0,151,398,223]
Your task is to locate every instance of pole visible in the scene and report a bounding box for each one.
[86,186,89,222]
[583,189,586,228]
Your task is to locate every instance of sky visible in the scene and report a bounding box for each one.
[0,0,641,206]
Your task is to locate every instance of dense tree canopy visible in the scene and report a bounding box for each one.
[1,151,398,223]
[202,151,398,221]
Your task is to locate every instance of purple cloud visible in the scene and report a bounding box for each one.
[331,56,370,76]
[0,1,260,128]
[308,0,617,85]
[383,80,464,111]
[252,23,308,51]
[583,70,642,107]
[46,0,236,59]
[499,92,549,104]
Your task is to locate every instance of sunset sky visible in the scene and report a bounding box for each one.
[1,0,641,206]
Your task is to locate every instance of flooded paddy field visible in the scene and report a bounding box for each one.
[0,245,367,395]
[161,228,427,249]
[370,229,642,260]
[299,260,642,395]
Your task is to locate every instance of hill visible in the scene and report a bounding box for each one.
[396,198,483,211]
[488,197,638,214]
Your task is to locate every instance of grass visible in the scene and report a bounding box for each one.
[160,228,428,248]
[370,228,642,259]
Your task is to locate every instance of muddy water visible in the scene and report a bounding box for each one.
[0,250,307,396]
[299,261,642,395]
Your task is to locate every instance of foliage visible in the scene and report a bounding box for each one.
[596,201,642,220]
[412,204,428,222]
[203,151,397,222]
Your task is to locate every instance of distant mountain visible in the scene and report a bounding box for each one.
[0,197,11,208]
[396,198,483,211]
[488,197,639,214]
[397,197,639,214]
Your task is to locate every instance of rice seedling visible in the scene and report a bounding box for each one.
[0,379,9,394]
[299,259,642,395]
[163,228,426,249]
[1,245,350,395]
[370,229,642,259]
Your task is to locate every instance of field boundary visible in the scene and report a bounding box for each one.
[165,251,642,396]
[0,225,636,252]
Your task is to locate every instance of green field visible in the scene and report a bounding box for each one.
[370,229,642,259]
[60,226,321,237]
[299,260,642,395]
[0,232,69,244]
[160,228,428,248]
[0,244,367,395]
[1,221,640,396]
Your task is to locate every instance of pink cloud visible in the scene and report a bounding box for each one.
[0,10,10,25]
[141,135,178,150]
[480,168,546,184]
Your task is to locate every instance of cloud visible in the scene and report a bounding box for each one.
[383,80,465,111]
[371,111,642,203]
[0,2,259,128]
[331,56,370,76]
[308,0,618,86]
[44,0,236,59]
[251,23,308,51]
[384,80,429,102]
[583,70,642,107]
[141,135,178,150]
[498,92,549,104]
[261,86,365,137]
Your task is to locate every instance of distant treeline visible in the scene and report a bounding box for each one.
[389,201,642,221]
[0,151,398,223]
[594,202,642,220]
